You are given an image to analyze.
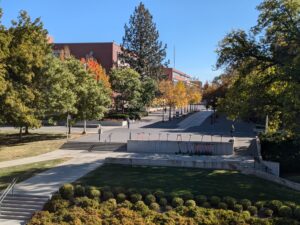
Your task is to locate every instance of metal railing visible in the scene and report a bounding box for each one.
[0,178,18,215]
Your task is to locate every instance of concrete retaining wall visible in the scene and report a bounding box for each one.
[105,157,250,171]
[127,140,234,155]
[100,120,127,126]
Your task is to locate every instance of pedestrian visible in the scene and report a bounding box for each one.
[127,117,130,129]
[230,123,235,137]
[98,124,102,142]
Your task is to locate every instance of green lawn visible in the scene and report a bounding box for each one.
[0,158,69,190]
[77,164,300,204]
[283,173,300,184]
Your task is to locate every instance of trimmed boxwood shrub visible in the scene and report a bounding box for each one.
[159,198,168,207]
[140,188,151,197]
[233,204,243,213]
[130,193,142,203]
[172,197,184,208]
[88,189,100,199]
[248,206,258,216]
[116,193,126,203]
[278,206,292,217]
[210,196,221,207]
[127,188,138,195]
[44,199,70,212]
[105,113,128,120]
[254,201,265,210]
[180,192,194,201]
[112,186,125,195]
[119,200,132,209]
[202,202,211,208]
[145,194,156,205]
[267,200,283,214]
[100,186,111,192]
[149,202,160,212]
[223,196,236,209]
[294,206,300,220]
[185,200,196,207]
[133,200,149,212]
[264,208,273,217]
[74,185,85,197]
[102,191,114,201]
[195,195,207,206]
[59,183,74,200]
[218,202,228,210]
[74,196,99,208]
[165,205,173,211]
[240,199,252,210]
[154,190,165,200]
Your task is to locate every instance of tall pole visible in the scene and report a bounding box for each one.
[173,45,176,68]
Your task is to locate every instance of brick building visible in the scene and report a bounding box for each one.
[53,42,122,73]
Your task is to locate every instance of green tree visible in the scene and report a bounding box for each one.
[141,77,157,107]
[110,68,142,112]
[120,2,167,80]
[216,0,300,134]
[3,11,51,137]
[65,57,111,133]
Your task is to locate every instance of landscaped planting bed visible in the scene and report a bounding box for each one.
[28,183,300,225]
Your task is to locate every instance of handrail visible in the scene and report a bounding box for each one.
[0,178,18,215]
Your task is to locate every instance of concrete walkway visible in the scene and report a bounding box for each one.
[178,111,213,130]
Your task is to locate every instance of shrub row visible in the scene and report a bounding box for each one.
[57,184,300,221]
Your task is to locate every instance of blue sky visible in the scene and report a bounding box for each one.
[1,0,262,82]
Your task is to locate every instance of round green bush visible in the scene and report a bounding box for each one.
[112,186,125,195]
[116,193,126,203]
[223,196,236,209]
[202,202,211,208]
[149,202,160,212]
[240,199,252,210]
[140,188,151,197]
[294,206,300,220]
[44,199,70,212]
[74,185,85,197]
[74,196,99,208]
[159,198,168,207]
[172,197,184,208]
[180,192,194,201]
[165,205,173,211]
[102,191,114,201]
[130,193,142,203]
[154,190,165,200]
[101,186,111,192]
[210,196,221,207]
[267,200,283,214]
[218,202,228,210]
[59,183,74,200]
[248,206,258,216]
[185,200,196,207]
[127,188,138,195]
[145,194,156,205]
[278,206,292,218]
[119,200,132,209]
[133,200,149,212]
[195,195,207,206]
[254,201,265,210]
[283,201,297,210]
[88,189,100,199]
[233,204,243,213]
[264,208,273,217]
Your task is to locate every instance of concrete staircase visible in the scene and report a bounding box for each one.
[60,141,127,152]
[0,194,49,221]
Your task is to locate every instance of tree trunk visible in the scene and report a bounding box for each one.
[83,119,87,134]
[169,105,172,121]
[19,127,23,140]
[25,126,29,135]
[68,122,71,134]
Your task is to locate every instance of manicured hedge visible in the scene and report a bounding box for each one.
[260,133,300,173]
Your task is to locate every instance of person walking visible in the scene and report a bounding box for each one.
[230,123,235,137]
[98,124,102,142]
[127,117,130,129]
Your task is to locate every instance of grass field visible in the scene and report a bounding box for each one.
[0,132,66,162]
[283,173,300,184]
[77,164,300,204]
[0,158,69,190]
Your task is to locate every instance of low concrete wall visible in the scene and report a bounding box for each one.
[100,120,127,126]
[127,140,234,155]
[105,157,250,171]
[242,169,300,191]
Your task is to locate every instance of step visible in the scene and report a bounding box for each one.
[3,199,47,205]
[1,206,39,212]
[5,195,49,201]
[0,214,30,220]
[1,203,43,209]
[0,210,32,217]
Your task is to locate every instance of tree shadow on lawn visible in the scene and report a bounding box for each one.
[0,133,66,147]
[76,164,300,204]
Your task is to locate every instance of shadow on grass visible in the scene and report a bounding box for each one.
[0,133,66,147]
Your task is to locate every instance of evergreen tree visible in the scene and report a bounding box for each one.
[120,2,167,80]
